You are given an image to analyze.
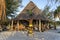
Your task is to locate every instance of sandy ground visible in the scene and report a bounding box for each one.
[0,27,60,40]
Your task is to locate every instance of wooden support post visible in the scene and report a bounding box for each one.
[47,23,49,30]
[11,20,13,31]
[0,25,2,31]
[54,22,56,30]
[8,23,11,31]
[17,21,19,31]
[36,20,38,25]
[41,23,44,32]
[39,20,41,32]
[35,20,38,31]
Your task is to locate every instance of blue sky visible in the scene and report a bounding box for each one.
[17,0,60,14]
[22,0,47,10]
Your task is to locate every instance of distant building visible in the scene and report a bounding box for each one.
[54,12,60,21]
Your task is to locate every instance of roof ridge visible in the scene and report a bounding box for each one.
[16,1,42,19]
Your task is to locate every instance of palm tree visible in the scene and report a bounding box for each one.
[0,0,22,31]
[0,0,6,21]
[5,0,22,19]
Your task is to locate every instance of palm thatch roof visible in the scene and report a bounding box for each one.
[15,1,49,21]
[20,1,42,15]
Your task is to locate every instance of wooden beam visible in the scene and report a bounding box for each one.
[54,22,56,30]
[8,23,11,31]
[47,23,49,30]
[39,20,41,32]
[11,20,13,31]
[17,21,19,31]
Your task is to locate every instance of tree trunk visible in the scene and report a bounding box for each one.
[0,0,6,21]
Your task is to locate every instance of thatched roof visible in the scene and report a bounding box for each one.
[15,13,37,20]
[20,1,42,15]
[15,1,49,21]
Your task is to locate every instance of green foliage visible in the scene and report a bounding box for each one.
[27,10,32,15]
[42,6,51,19]
[54,6,60,13]
[47,0,60,4]
[43,6,50,14]
[5,0,22,18]
[54,6,60,17]
[42,5,54,20]
[55,21,60,25]
[29,10,32,15]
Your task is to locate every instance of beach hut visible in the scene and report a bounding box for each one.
[11,1,50,32]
